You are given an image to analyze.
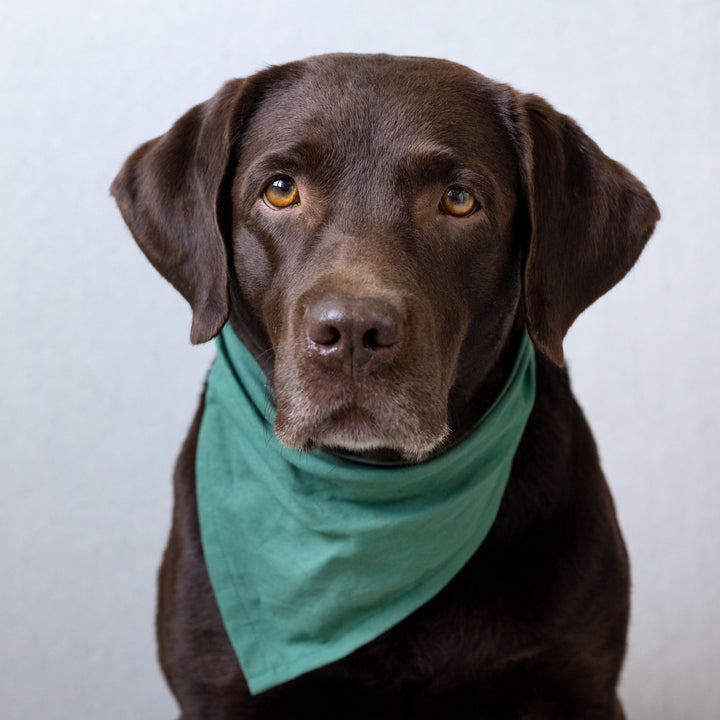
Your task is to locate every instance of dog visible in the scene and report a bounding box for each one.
[111,53,659,719]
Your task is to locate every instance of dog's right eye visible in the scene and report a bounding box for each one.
[440,186,477,217]
[263,176,300,209]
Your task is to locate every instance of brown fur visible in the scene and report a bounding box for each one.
[111,53,659,719]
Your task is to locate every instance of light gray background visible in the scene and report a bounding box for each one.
[2,0,718,718]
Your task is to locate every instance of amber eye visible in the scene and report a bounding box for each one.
[264,176,299,209]
[440,186,477,217]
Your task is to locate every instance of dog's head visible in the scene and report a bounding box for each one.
[112,54,658,461]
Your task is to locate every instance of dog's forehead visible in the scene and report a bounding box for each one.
[242,54,514,168]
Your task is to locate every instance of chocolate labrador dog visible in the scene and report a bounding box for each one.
[112,54,659,719]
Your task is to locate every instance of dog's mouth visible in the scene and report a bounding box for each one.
[314,403,447,463]
[272,373,450,464]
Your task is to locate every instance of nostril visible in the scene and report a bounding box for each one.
[363,304,403,349]
[312,324,341,347]
[362,324,398,349]
[362,328,380,349]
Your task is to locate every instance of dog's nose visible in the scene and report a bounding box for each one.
[305,296,403,374]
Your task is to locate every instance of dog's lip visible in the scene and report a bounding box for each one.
[282,391,395,450]
[274,384,448,463]
[311,403,399,454]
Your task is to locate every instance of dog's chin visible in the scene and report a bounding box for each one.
[274,404,449,464]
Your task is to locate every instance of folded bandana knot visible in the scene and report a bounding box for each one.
[197,326,536,694]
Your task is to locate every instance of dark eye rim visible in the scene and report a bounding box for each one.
[439,186,478,217]
[263,175,300,209]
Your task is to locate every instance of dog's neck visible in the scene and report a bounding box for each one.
[448,315,528,450]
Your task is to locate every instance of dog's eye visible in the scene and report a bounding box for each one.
[440,187,477,217]
[264,176,299,209]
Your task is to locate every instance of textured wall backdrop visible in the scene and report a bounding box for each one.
[1,1,718,718]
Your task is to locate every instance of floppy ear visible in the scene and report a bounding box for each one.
[111,79,247,344]
[513,93,660,366]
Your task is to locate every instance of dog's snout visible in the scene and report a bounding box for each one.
[305,296,403,374]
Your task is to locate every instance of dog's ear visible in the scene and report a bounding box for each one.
[510,93,660,365]
[111,79,247,344]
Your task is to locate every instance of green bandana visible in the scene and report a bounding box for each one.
[197,325,536,695]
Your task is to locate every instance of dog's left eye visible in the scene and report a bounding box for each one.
[264,176,300,209]
[440,187,477,217]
